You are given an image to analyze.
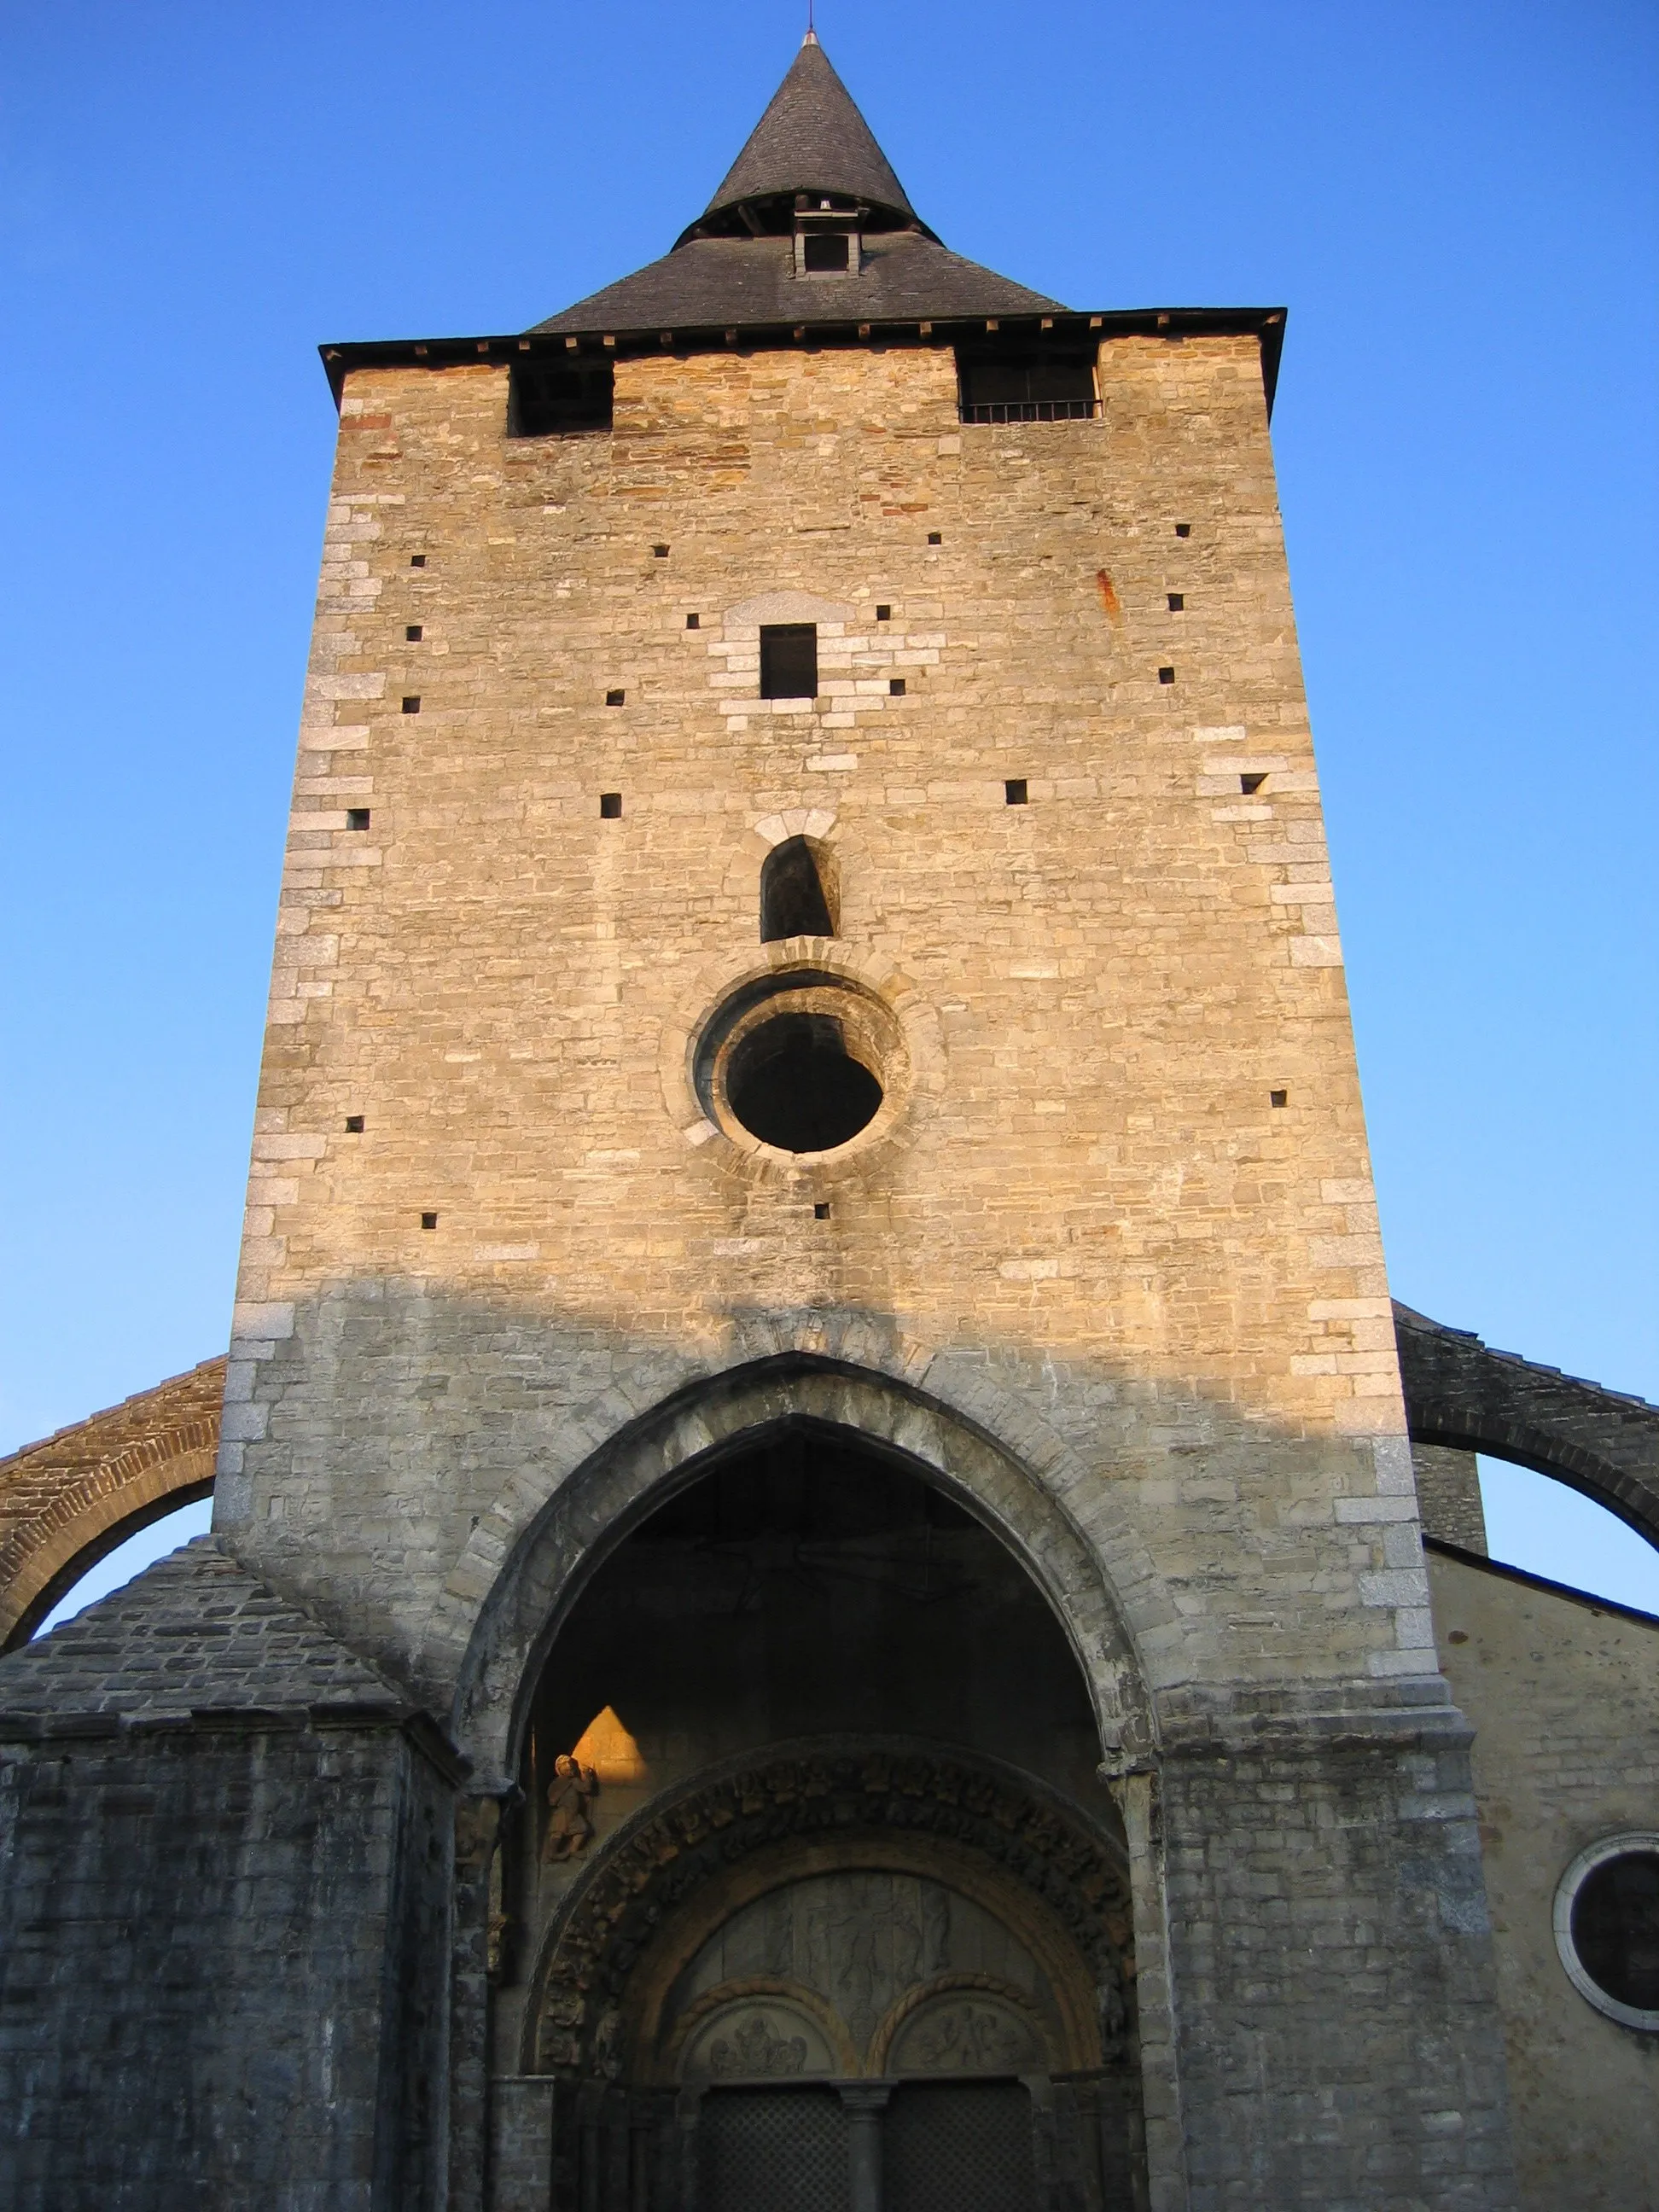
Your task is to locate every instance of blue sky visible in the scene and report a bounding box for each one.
[3,2,1656,1615]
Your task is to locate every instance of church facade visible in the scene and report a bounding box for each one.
[3,38,1656,2212]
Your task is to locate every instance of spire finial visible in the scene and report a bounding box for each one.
[805,0,818,42]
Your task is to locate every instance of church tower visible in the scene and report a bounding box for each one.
[9,38,1526,2212]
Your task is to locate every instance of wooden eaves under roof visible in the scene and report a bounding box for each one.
[320,308,1289,418]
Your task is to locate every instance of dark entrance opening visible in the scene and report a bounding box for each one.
[726,1012,881,1151]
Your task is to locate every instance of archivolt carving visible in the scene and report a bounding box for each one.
[525,1739,1134,2084]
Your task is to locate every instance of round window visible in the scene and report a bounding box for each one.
[696,970,908,1160]
[1553,1833,1659,2031]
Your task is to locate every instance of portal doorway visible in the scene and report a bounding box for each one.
[493,1425,1146,2209]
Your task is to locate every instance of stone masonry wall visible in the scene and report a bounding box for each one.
[0,1720,452,2212]
[1430,1547,1659,2211]
[215,335,1434,1728]
[1162,1728,1515,2209]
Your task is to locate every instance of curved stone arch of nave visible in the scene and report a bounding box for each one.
[437,1350,1169,1781]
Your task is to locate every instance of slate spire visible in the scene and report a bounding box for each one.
[693,32,924,236]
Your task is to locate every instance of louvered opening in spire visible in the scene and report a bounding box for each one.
[677,33,935,244]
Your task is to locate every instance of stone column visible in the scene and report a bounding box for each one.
[839,2083,892,2212]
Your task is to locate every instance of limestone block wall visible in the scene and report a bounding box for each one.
[1430,1547,1659,2210]
[0,1721,452,2212]
[214,333,1432,1733]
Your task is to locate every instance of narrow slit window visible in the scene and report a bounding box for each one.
[760,837,836,941]
[760,624,818,701]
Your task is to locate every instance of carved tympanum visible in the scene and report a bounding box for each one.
[527,1741,1132,2081]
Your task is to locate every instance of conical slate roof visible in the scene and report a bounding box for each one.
[531,35,1061,334]
[699,32,917,230]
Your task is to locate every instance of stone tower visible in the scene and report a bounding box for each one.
[3,37,1528,2212]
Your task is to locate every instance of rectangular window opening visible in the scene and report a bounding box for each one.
[1158,667,1175,684]
[406,624,423,641]
[402,696,421,713]
[685,613,700,629]
[956,342,1098,425]
[801,231,852,273]
[888,677,905,696]
[606,689,626,707]
[410,554,427,568]
[600,792,622,819]
[760,623,818,701]
[876,604,891,622]
[1004,778,1028,806]
[420,1212,439,1230]
[1167,593,1184,612]
[508,358,614,437]
[1270,1089,1289,1108]
[1240,772,1267,795]
[346,808,370,830]
[1175,522,1192,538]
[814,1202,831,1220]
[345,1115,365,1133]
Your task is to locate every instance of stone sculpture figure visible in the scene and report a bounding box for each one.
[540,1755,598,1862]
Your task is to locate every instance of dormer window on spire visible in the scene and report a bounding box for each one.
[794,195,864,277]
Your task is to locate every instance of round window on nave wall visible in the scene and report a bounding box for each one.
[1553,1834,1659,2032]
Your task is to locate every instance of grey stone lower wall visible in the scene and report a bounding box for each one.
[1161,1726,1516,2209]
[0,1719,454,2212]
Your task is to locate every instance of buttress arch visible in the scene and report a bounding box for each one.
[444,1356,1160,1783]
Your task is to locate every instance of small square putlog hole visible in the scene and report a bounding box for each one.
[1157,667,1175,684]
[406,624,423,641]
[888,678,906,696]
[876,604,891,622]
[653,544,670,558]
[420,1212,439,1230]
[346,808,370,830]
[760,623,818,700]
[1174,522,1191,538]
[814,1202,831,1220]
[402,696,421,713]
[685,613,700,629]
[410,554,427,568]
[1240,772,1267,795]
[1167,593,1184,612]
[600,792,623,819]
[1270,1089,1288,1108]
[1005,778,1028,806]
[927,532,942,545]
[606,689,626,707]
[345,1115,364,1133]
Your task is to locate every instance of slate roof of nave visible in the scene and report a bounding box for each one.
[0,1536,411,1730]
[531,34,1061,334]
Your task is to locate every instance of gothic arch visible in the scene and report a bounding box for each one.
[442,1353,1159,1781]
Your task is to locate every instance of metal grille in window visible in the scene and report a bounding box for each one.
[884,2081,1038,2212]
[698,2087,852,2212]
[957,346,1098,425]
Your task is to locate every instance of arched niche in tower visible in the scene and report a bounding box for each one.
[491,1426,1146,2212]
[760,835,838,941]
